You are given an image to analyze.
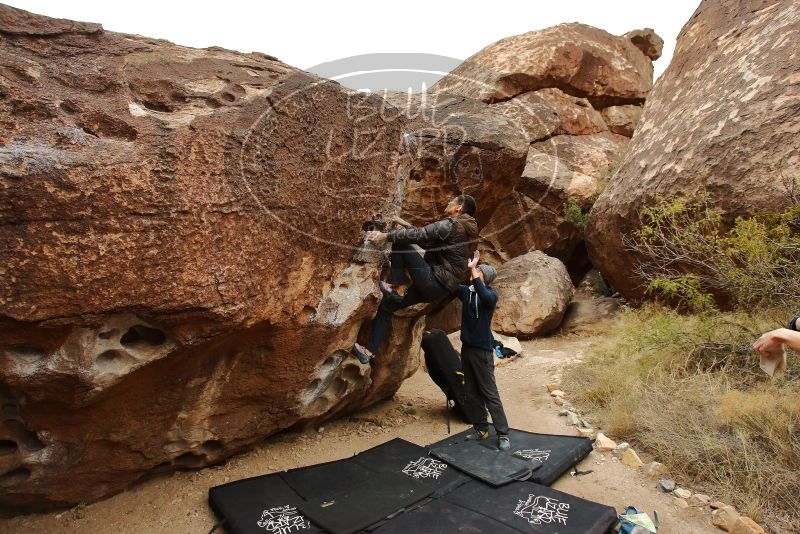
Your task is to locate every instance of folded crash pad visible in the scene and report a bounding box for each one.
[428,440,541,487]
[352,438,471,496]
[430,427,593,486]
[299,471,433,534]
[443,479,619,533]
[421,329,475,421]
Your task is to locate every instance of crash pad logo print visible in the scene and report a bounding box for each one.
[514,448,551,462]
[402,456,448,479]
[514,494,570,526]
[256,505,311,533]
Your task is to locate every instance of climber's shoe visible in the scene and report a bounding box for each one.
[379,281,403,303]
[351,343,374,365]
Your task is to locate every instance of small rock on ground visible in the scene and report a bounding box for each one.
[621,448,644,468]
[658,479,676,493]
[731,516,765,534]
[642,461,666,477]
[688,493,710,507]
[566,412,580,426]
[612,442,630,458]
[594,433,617,452]
[673,487,692,500]
[712,505,740,531]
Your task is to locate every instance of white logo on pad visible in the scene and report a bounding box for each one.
[514,494,570,526]
[514,448,551,462]
[256,505,311,533]
[402,457,448,479]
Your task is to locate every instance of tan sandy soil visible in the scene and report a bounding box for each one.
[0,331,719,534]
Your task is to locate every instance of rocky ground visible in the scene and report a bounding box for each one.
[0,324,719,534]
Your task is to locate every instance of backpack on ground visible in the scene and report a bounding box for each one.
[618,506,659,533]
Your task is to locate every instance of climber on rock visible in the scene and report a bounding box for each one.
[351,194,479,364]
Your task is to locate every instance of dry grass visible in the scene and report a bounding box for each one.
[564,305,800,528]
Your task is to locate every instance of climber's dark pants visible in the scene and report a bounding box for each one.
[461,345,509,435]
[366,243,448,354]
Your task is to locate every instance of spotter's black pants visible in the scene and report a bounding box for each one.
[461,344,509,435]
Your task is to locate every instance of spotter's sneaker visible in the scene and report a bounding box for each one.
[498,435,510,451]
[465,430,489,441]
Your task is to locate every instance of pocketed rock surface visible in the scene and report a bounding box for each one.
[0,4,418,510]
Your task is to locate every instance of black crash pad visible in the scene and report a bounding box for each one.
[430,427,593,486]
[299,471,433,534]
[428,440,541,487]
[352,438,471,496]
[208,472,323,534]
[209,434,601,534]
[443,479,619,533]
[281,457,375,501]
[370,496,520,534]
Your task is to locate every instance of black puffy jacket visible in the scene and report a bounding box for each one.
[387,214,478,292]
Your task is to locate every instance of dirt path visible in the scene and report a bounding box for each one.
[0,332,718,533]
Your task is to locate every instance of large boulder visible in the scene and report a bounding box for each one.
[491,252,575,338]
[623,29,664,61]
[430,23,654,107]
[382,92,528,227]
[435,24,656,280]
[0,6,417,510]
[586,0,800,300]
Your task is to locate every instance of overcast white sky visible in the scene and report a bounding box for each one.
[8,1,699,84]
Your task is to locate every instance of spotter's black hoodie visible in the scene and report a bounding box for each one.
[454,276,498,351]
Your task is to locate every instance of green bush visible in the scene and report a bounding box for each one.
[625,193,800,312]
[564,197,590,230]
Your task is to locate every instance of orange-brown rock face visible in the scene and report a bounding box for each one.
[0,5,416,510]
[430,23,653,107]
[586,0,800,300]
[382,92,529,228]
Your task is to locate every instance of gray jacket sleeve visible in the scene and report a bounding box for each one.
[388,218,455,246]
